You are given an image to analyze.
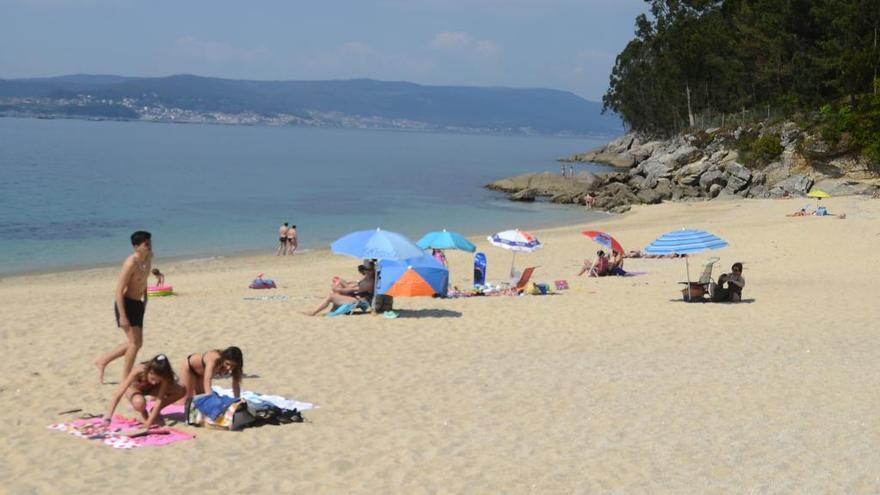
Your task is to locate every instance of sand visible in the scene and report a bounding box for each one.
[2,196,879,494]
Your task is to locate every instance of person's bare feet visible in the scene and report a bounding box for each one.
[299,311,316,317]
[94,358,107,384]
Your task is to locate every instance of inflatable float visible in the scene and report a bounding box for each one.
[148,284,174,297]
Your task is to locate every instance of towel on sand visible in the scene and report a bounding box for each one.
[48,414,193,449]
[212,386,317,412]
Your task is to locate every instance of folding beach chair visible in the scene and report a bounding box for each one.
[679,257,719,301]
[326,299,371,317]
[514,267,537,294]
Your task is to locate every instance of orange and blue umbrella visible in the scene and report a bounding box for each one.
[582,230,624,254]
[378,254,449,297]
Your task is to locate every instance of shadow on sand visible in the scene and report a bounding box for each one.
[395,309,463,319]
[669,298,756,304]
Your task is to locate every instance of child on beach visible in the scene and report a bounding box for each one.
[181,346,244,399]
[151,268,165,286]
[94,231,153,384]
[101,354,185,431]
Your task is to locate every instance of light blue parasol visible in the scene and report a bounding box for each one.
[644,229,728,291]
[331,228,424,261]
[416,229,476,253]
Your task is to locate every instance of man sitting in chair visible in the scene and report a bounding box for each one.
[578,250,610,277]
[711,262,745,302]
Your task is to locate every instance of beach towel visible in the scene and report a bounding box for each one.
[554,280,569,290]
[243,295,289,301]
[48,414,193,449]
[212,386,317,412]
[249,273,277,289]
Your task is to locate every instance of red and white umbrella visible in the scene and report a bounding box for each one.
[581,230,624,254]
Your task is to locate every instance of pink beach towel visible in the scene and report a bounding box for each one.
[48,402,192,449]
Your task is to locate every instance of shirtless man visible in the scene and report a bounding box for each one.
[286,224,298,255]
[277,222,289,256]
[94,231,153,384]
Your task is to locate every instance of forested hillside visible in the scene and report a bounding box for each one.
[603,0,879,159]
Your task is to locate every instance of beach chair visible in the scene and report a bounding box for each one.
[326,299,371,317]
[514,267,537,294]
[679,257,719,302]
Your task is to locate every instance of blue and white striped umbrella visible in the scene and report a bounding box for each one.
[644,229,728,255]
[644,229,728,299]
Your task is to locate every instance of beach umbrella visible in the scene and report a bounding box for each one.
[807,189,830,209]
[331,228,424,261]
[378,254,449,297]
[644,228,728,294]
[416,229,476,252]
[582,230,624,254]
[487,229,542,277]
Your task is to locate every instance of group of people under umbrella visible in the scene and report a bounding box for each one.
[303,224,744,316]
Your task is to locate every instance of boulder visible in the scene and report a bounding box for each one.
[654,178,673,200]
[510,188,537,201]
[610,204,632,214]
[708,183,723,197]
[636,188,663,205]
[550,192,577,204]
[761,161,791,187]
[674,158,711,186]
[671,185,701,201]
[827,156,878,180]
[771,174,814,196]
[722,162,752,194]
[699,168,727,191]
[747,184,769,198]
[811,178,878,196]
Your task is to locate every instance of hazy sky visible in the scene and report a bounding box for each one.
[0,0,647,101]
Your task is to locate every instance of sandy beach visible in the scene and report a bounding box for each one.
[2,196,879,494]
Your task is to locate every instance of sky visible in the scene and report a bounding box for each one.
[0,0,648,101]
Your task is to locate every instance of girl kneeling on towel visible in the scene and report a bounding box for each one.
[103,354,186,430]
[180,346,243,399]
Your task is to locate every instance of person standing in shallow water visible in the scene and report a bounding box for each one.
[277,222,289,256]
[287,224,298,255]
[95,231,153,384]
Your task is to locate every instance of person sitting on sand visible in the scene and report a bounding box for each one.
[101,354,185,432]
[181,346,243,399]
[151,268,165,286]
[608,250,627,276]
[578,250,610,277]
[303,263,375,316]
[711,262,746,302]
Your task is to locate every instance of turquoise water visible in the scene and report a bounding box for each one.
[0,118,614,274]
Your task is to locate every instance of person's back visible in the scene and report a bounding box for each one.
[595,253,609,276]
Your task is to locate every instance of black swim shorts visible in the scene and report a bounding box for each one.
[115,297,145,328]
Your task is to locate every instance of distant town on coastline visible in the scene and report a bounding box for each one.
[0,74,622,136]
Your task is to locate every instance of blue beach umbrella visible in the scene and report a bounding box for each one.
[644,228,728,290]
[331,228,424,261]
[416,229,476,253]
[378,254,449,297]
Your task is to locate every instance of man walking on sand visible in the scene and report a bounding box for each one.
[277,222,289,255]
[94,231,153,384]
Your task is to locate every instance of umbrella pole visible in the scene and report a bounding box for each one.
[510,251,517,279]
[685,256,692,301]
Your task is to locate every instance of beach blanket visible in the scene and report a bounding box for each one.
[212,386,317,412]
[48,415,193,449]
[243,295,289,301]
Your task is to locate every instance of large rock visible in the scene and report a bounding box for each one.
[761,161,791,187]
[722,162,752,194]
[812,178,878,196]
[674,157,712,186]
[699,168,727,191]
[770,174,813,196]
[671,184,701,201]
[562,133,639,168]
[510,188,537,201]
[636,188,663,204]
[828,156,877,180]
[747,184,769,198]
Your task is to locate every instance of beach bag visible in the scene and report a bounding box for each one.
[185,395,254,431]
[816,206,828,216]
[524,281,542,295]
[249,273,276,289]
[554,280,569,290]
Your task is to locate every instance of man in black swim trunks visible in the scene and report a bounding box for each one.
[94,231,153,384]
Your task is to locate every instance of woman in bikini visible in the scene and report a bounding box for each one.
[181,346,244,399]
[102,354,185,430]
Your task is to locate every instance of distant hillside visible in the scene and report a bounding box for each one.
[0,74,622,135]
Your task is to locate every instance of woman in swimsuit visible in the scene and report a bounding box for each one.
[102,354,185,430]
[303,263,375,316]
[181,346,244,399]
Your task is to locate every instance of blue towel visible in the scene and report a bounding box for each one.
[193,392,238,420]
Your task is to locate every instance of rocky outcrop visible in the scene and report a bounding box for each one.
[492,121,879,212]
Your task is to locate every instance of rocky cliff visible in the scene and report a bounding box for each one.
[489,122,880,212]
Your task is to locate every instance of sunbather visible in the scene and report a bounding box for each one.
[608,250,627,276]
[181,346,243,399]
[578,250,610,276]
[101,354,185,432]
[304,263,375,316]
[787,208,809,216]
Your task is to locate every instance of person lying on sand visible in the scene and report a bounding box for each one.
[625,250,685,259]
[303,263,375,316]
[100,354,185,433]
[787,208,809,217]
[181,346,243,399]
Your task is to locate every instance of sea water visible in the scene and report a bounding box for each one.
[0,117,615,274]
